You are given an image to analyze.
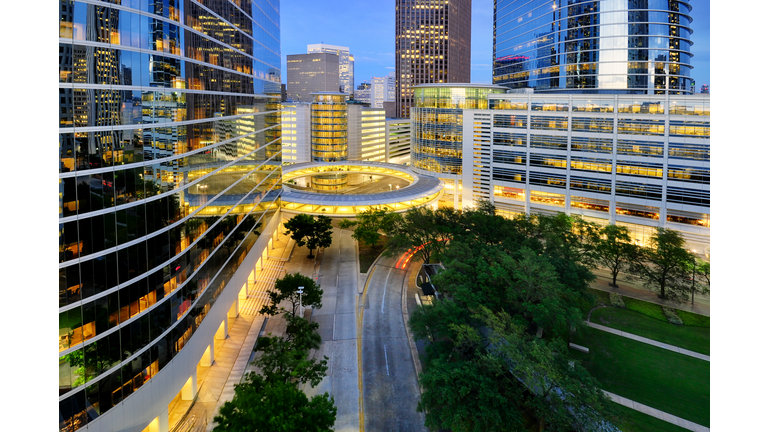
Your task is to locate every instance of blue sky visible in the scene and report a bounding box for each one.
[280,1,710,89]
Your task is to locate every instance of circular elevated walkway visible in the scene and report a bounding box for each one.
[280,161,444,216]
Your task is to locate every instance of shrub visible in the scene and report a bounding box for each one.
[609,293,625,308]
[661,306,683,326]
[677,310,710,327]
[623,297,667,322]
[587,288,611,307]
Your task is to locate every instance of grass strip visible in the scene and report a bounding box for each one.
[571,326,710,427]
[590,307,709,355]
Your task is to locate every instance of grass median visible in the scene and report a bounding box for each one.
[358,235,388,273]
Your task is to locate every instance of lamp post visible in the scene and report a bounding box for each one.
[389,184,392,191]
[297,286,304,316]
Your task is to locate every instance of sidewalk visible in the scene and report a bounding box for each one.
[603,390,710,432]
[165,228,296,432]
[585,321,709,362]
[590,267,710,317]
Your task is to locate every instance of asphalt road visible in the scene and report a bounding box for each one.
[361,256,427,432]
[304,229,361,432]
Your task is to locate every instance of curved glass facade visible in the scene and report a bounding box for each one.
[493,0,694,94]
[411,85,506,176]
[311,93,349,162]
[58,0,281,429]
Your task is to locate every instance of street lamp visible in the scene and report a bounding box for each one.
[297,286,304,316]
[389,184,392,191]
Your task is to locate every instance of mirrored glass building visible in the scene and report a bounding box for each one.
[410,84,507,208]
[493,0,694,94]
[58,1,282,430]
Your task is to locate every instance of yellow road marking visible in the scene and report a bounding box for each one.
[357,266,376,432]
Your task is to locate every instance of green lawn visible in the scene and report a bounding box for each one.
[590,307,710,355]
[612,403,690,432]
[571,327,710,427]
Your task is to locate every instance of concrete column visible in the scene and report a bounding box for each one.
[158,409,170,432]
[228,297,239,318]
[215,318,228,340]
[181,371,197,401]
[200,343,214,367]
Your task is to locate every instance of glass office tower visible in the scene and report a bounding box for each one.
[58,1,282,430]
[411,84,507,207]
[310,92,349,190]
[493,0,694,94]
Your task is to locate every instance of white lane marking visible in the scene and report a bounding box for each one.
[384,344,390,376]
[381,266,394,314]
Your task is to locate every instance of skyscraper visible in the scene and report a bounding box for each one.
[493,0,694,94]
[395,0,472,118]
[308,43,355,97]
[286,53,340,102]
[58,1,282,430]
[356,81,372,104]
[371,72,396,109]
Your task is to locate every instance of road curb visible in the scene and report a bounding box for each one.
[401,260,424,394]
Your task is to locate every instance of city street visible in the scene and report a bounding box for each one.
[303,228,361,432]
[360,255,427,432]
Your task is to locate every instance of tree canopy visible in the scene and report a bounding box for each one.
[350,207,397,248]
[592,224,638,287]
[284,214,334,258]
[259,272,323,317]
[212,374,336,432]
[631,227,694,302]
[407,203,616,431]
[213,313,335,431]
[384,206,460,264]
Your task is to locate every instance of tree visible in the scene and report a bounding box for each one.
[698,259,710,286]
[338,218,357,231]
[406,209,616,430]
[253,314,328,387]
[686,257,711,305]
[212,373,336,432]
[417,355,524,432]
[411,301,524,432]
[593,224,638,287]
[631,228,694,302]
[480,307,617,432]
[384,206,459,264]
[350,207,396,248]
[284,214,334,258]
[259,272,323,317]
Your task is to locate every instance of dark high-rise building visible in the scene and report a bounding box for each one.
[493,0,695,94]
[58,1,283,430]
[286,53,340,102]
[395,0,472,118]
